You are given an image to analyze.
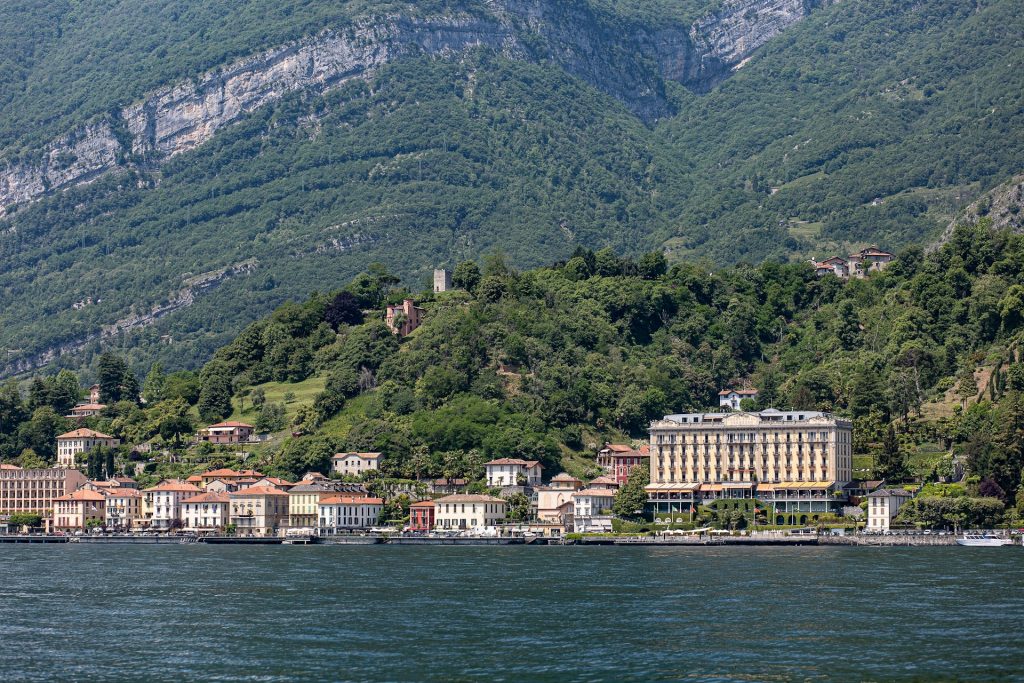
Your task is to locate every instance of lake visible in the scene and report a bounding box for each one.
[0,545,1021,681]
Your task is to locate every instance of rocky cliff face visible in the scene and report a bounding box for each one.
[0,0,826,216]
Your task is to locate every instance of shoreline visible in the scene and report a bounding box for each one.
[0,533,1009,547]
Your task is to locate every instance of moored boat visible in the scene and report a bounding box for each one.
[956,534,1013,547]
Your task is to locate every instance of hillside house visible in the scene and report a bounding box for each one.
[197,421,255,444]
[718,389,758,410]
[385,299,425,336]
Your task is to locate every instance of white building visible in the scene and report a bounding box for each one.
[142,481,202,530]
[331,452,382,477]
[434,494,507,532]
[718,389,758,410]
[55,429,120,469]
[483,458,543,488]
[317,495,384,534]
[572,487,617,533]
[181,492,230,533]
[866,488,914,532]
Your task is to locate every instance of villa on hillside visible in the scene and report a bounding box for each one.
[331,452,382,477]
[719,388,759,411]
[596,444,650,485]
[197,421,255,444]
[812,246,895,280]
[55,429,120,469]
[385,299,425,336]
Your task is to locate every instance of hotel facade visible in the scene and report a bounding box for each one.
[646,409,853,517]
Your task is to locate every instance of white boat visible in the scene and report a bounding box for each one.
[956,534,1013,547]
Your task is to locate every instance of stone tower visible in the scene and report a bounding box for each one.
[433,269,452,293]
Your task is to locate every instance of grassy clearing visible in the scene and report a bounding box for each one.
[228,375,327,425]
[318,392,378,439]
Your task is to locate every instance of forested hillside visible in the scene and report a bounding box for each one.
[6,219,1024,521]
[0,0,1021,378]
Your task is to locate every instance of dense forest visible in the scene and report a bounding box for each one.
[0,0,1021,375]
[6,219,1024,526]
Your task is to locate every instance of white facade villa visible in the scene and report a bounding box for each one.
[867,488,914,531]
[331,452,382,477]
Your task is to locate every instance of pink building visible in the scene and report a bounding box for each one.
[385,299,425,336]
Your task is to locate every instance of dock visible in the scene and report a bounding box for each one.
[0,535,68,543]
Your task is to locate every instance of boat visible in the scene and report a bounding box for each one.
[956,534,1013,547]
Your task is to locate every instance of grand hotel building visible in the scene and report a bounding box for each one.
[646,409,853,515]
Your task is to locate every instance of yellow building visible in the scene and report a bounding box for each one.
[229,486,289,536]
[105,488,142,530]
[53,489,107,531]
[287,481,367,530]
[647,410,852,515]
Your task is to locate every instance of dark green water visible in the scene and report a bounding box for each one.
[1,545,1021,682]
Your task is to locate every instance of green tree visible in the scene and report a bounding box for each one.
[97,353,139,404]
[505,492,531,521]
[875,425,910,482]
[197,360,233,423]
[613,466,650,520]
[142,362,167,403]
[452,261,482,292]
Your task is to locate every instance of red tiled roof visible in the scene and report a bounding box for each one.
[186,475,203,483]
[257,477,295,487]
[106,488,142,498]
[484,458,543,468]
[206,421,254,429]
[409,500,436,508]
[69,403,106,411]
[589,476,619,487]
[0,463,23,470]
[55,489,107,502]
[57,428,116,440]
[603,444,633,452]
[182,492,230,504]
[573,488,617,498]
[143,481,202,493]
[230,486,289,497]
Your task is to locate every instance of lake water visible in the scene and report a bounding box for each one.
[1,545,1021,682]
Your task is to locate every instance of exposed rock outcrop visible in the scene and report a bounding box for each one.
[0,0,828,216]
[939,174,1024,245]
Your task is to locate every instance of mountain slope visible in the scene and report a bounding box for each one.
[0,0,1022,377]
